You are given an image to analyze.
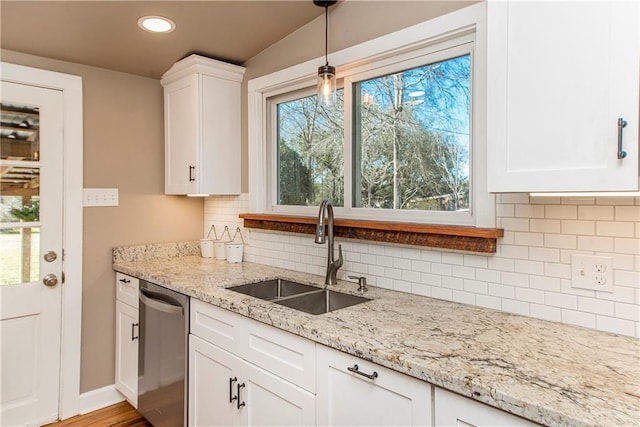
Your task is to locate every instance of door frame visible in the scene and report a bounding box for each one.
[1,62,83,420]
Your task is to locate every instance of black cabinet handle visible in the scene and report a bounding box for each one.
[229,377,237,403]
[189,165,196,182]
[237,382,246,409]
[131,323,139,341]
[347,364,378,380]
[119,278,131,284]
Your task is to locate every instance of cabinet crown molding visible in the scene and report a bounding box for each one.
[161,54,246,86]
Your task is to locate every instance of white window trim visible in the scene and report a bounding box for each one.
[248,2,494,227]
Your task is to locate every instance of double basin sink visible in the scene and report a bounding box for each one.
[228,278,370,315]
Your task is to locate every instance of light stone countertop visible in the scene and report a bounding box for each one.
[113,254,640,427]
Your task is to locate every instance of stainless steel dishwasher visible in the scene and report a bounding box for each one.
[138,280,189,427]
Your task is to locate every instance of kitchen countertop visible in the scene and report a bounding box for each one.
[113,252,640,426]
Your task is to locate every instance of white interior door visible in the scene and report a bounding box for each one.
[1,81,64,426]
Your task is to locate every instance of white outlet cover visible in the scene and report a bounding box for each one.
[570,254,613,293]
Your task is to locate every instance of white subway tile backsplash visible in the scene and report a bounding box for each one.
[530,304,562,322]
[614,238,640,255]
[204,194,639,337]
[614,302,640,322]
[514,259,544,275]
[578,296,615,316]
[431,287,453,301]
[561,220,595,235]
[452,265,475,280]
[502,299,530,316]
[516,288,545,304]
[577,236,615,252]
[596,221,635,237]
[596,315,636,337]
[514,232,544,247]
[530,219,561,233]
[616,206,640,221]
[515,204,545,218]
[562,309,596,329]
[544,234,577,249]
[578,206,614,221]
[545,205,577,220]
[544,291,578,309]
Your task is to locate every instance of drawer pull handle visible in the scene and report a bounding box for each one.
[131,323,139,341]
[617,118,628,159]
[229,377,237,403]
[237,382,246,409]
[189,165,196,182]
[347,364,378,380]
[119,278,131,284]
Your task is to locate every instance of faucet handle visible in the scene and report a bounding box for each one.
[348,275,368,292]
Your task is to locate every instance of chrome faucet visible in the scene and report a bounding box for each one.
[315,199,343,285]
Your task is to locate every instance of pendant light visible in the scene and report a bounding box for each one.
[314,0,337,106]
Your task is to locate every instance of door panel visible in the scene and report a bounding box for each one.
[0,82,64,426]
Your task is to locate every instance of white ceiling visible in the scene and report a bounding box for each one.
[0,1,326,79]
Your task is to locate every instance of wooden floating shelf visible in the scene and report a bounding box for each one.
[239,213,504,254]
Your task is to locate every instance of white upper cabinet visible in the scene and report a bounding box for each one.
[487,1,639,192]
[161,54,245,195]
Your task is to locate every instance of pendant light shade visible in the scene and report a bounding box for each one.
[314,0,337,106]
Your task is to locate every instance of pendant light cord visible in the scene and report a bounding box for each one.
[324,5,329,66]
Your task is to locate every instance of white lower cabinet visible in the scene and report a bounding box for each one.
[114,273,139,407]
[189,335,315,427]
[434,388,537,427]
[316,344,432,426]
[189,300,315,426]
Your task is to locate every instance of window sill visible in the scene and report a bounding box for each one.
[239,213,503,254]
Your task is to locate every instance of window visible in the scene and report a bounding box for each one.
[273,89,344,207]
[251,4,493,227]
[353,54,471,212]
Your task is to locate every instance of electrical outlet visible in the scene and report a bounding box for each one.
[570,254,613,292]
[83,188,119,207]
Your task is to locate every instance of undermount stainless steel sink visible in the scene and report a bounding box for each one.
[228,278,319,301]
[273,289,369,315]
[227,278,370,314]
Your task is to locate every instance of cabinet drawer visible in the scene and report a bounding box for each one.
[316,344,432,426]
[190,299,243,355]
[244,320,316,393]
[116,273,139,308]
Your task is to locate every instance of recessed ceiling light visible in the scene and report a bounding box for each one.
[138,16,175,33]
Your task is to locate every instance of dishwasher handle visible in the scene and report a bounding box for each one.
[140,289,184,315]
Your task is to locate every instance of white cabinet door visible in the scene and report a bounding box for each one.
[189,334,241,427]
[240,362,315,427]
[316,345,432,426]
[164,75,198,195]
[487,1,639,192]
[189,334,315,427]
[115,300,138,406]
[434,388,537,427]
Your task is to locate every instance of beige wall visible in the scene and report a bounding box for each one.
[1,49,203,393]
[239,1,477,191]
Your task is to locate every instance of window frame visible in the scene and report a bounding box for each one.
[248,2,494,227]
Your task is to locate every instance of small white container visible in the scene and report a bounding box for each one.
[226,243,243,263]
[200,239,214,258]
[214,241,227,260]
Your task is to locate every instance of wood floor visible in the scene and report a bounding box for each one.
[44,401,151,427]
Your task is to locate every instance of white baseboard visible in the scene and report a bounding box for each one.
[78,384,125,415]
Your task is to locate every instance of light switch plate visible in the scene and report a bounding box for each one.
[83,188,119,207]
[570,254,613,292]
